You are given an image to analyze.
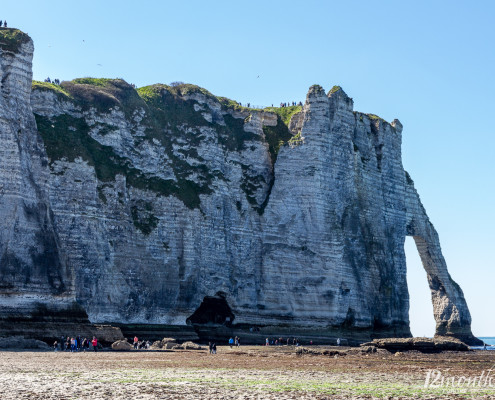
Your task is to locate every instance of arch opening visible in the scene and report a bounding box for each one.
[404,236,436,337]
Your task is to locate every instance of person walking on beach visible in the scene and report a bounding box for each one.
[133,336,139,350]
[91,336,98,352]
[212,343,217,354]
[228,337,234,348]
[337,338,341,346]
[265,338,269,346]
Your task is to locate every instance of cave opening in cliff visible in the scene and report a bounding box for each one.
[186,292,235,326]
[405,236,436,337]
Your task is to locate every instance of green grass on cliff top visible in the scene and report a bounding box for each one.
[0,27,30,53]
[32,81,71,97]
[138,83,216,102]
[263,105,302,126]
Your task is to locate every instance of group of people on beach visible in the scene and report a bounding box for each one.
[265,337,300,346]
[208,342,217,354]
[133,336,151,350]
[53,336,98,352]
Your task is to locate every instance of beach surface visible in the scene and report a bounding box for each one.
[1,346,495,399]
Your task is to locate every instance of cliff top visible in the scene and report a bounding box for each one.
[32,78,395,129]
[0,27,30,53]
[32,78,262,113]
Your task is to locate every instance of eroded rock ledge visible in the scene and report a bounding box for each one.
[361,337,471,352]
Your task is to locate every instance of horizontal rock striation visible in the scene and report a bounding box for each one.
[0,28,93,338]
[0,28,480,345]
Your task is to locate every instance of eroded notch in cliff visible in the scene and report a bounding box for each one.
[186,292,235,326]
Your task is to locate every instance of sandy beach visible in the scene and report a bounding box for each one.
[1,346,495,399]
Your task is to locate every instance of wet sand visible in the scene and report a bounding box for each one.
[1,346,495,399]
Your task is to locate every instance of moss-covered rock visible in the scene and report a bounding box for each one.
[34,113,209,209]
[0,27,30,53]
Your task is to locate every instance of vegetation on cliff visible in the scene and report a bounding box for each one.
[262,116,293,164]
[60,78,145,117]
[32,78,304,212]
[263,105,302,126]
[0,27,30,53]
[32,81,71,98]
[35,113,209,209]
[216,96,262,112]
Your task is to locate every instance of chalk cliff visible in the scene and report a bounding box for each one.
[0,28,480,344]
[0,28,96,340]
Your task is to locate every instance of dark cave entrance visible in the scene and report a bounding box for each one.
[186,292,235,327]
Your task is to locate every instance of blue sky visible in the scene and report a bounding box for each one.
[4,0,494,336]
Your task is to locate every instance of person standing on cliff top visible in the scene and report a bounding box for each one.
[3,21,6,28]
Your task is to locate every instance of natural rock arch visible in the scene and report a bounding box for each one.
[405,181,479,344]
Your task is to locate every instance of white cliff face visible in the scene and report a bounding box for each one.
[0,29,80,323]
[0,29,478,344]
[30,82,273,327]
